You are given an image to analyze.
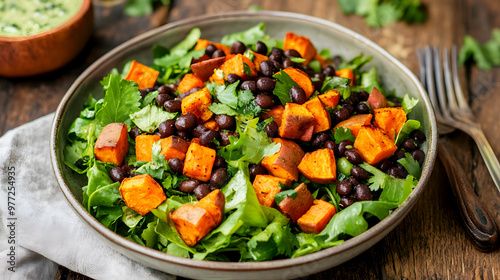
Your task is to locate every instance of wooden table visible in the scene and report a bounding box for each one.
[2,0,499,279]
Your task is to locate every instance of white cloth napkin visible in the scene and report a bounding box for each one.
[0,114,175,280]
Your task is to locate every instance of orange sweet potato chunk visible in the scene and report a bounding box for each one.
[304,97,331,133]
[203,119,219,131]
[298,148,337,184]
[177,73,206,93]
[318,90,340,108]
[278,183,314,223]
[354,125,398,165]
[183,142,216,182]
[170,203,215,247]
[249,50,269,72]
[135,134,160,162]
[124,60,159,90]
[297,199,337,234]
[335,68,355,87]
[283,32,317,65]
[219,54,257,80]
[373,107,407,139]
[261,138,305,181]
[94,123,129,166]
[190,57,226,82]
[181,87,214,122]
[195,189,225,225]
[159,136,190,161]
[261,105,284,127]
[120,174,167,216]
[194,39,231,56]
[283,68,315,99]
[334,114,373,137]
[278,103,315,141]
[252,175,291,207]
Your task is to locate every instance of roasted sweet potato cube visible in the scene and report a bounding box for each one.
[283,32,317,65]
[94,123,129,166]
[209,69,225,85]
[177,73,206,93]
[335,68,355,87]
[120,174,167,216]
[278,183,314,223]
[135,134,160,162]
[297,199,337,234]
[252,175,291,207]
[261,105,284,127]
[194,39,231,56]
[203,119,219,131]
[367,87,388,109]
[283,68,315,99]
[124,60,159,90]
[298,148,337,184]
[278,103,315,141]
[354,125,398,165]
[318,90,340,108]
[373,107,407,139]
[159,136,189,161]
[261,138,305,181]
[195,189,225,225]
[334,114,373,137]
[304,97,331,133]
[190,57,226,82]
[183,142,216,182]
[220,54,257,80]
[249,50,269,72]
[181,87,214,122]
[170,203,215,247]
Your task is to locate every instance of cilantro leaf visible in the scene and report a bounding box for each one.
[208,103,238,116]
[274,189,298,205]
[130,104,177,133]
[358,163,388,191]
[125,0,170,17]
[333,127,356,144]
[360,67,385,95]
[215,82,239,108]
[95,74,141,127]
[402,94,419,115]
[135,141,168,179]
[208,82,261,117]
[459,29,500,71]
[398,153,422,178]
[321,76,350,93]
[273,70,298,105]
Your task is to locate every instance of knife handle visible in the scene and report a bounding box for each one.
[438,139,499,252]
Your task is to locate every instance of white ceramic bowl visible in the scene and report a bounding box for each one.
[51,11,437,280]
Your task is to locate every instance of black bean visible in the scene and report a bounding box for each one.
[168,158,183,174]
[177,92,191,100]
[256,41,268,55]
[343,103,355,114]
[110,167,126,182]
[351,166,371,181]
[129,126,141,140]
[254,94,274,109]
[268,52,282,63]
[345,149,363,164]
[175,113,197,131]
[290,86,307,104]
[356,102,370,114]
[193,124,210,138]
[271,47,285,56]
[379,159,393,171]
[301,65,315,77]
[214,155,226,168]
[212,49,226,58]
[139,90,148,99]
[323,65,336,76]
[176,130,190,139]
[324,140,337,152]
[336,180,353,196]
[209,168,227,188]
[121,165,136,177]
[154,130,163,137]
[388,167,406,179]
[313,73,325,83]
[272,61,283,71]
[355,184,372,201]
[158,119,176,138]
[358,89,369,101]
[257,77,276,92]
[311,132,329,148]
[264,121,279,137]
[220,131,239,146]
[284,49,301,58]
[334,107,351,121]
[260,60,274,77]
[227,73,241,84]
[410,129,426,145]
[332,56,342,68]
[231,41,246,54]
[339,197,355,208]
[389,97,402,107]
[156,94,172,107]
[394,149,407,160]
[249,164,267,181]
[205,44,217,57]
[163,99,182,113]
[157,84,172,96]
[240,80,257,93]
[338,140,353,157]
[194,184,211,200]
[412,150,425,166]
[199,130,220,148]
[403,138,418,151]
[215,114,236,130]
[165,83,177,93]
[347,176,359,186]
[283,58,294,68]
[396,163,409,177]
[179,179,200,193]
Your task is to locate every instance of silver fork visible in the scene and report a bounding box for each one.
[417,46,499,251]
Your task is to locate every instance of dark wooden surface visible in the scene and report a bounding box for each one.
[2,0,500,279]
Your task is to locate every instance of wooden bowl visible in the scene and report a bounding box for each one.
[0,0,93,77]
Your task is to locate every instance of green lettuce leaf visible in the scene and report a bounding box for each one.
[130,104,177,133]
[395,119,421,146]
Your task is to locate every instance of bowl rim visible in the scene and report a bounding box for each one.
[0,0,92,41]
[50,10,437,272]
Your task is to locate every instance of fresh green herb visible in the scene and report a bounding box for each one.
[338,54,372,74]
[360,67,384,95]
[243,63,253,76]
[290,57,307,63]
[273,69,299,105]
[208,82,261,117]
[274,189,298,205]
[308,60,322,73]
[124,0,170,17]
[135,141,168,179]
[402,94,419,115]
[395,120,421,146]
[130,104,177,133]
[458,29,500,71]
[398,153,422,178]
[221,23,276,51]
[321,76,350,93]
[332,127,356,144]
[248,4,263,11]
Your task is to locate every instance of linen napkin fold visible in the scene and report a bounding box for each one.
[0,114,175,280]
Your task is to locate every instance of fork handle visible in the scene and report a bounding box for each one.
[438,139,499,252]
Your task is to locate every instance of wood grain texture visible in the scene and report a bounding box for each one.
[0,0,499,279]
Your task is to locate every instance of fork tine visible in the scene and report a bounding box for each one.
[451,45,470,109]
[442,48,460,113]
[432,46,451,119]
[423,46,442,118]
